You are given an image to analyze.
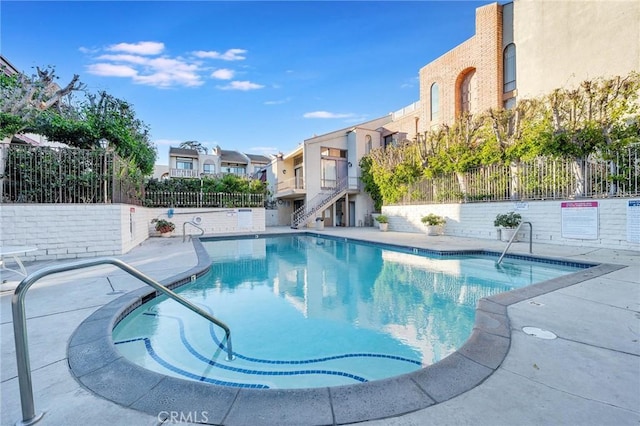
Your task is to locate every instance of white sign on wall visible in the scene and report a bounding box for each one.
[627,200,640,244]
[237,208,253,229]
[514,202,529,211]
[561,201,598,239]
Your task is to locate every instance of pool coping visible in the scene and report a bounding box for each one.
[67,233,625,426]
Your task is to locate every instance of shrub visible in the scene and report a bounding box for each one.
[421,213,446,226]
[151,218,175,233]
[494,212,522,228]
[375,214,389,224]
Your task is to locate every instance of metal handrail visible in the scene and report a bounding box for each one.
[12,257,233,426]
[291,177,349,228]
[497,221,533,264]
[182,217,205,242]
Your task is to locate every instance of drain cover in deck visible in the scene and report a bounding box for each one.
[522,326,557,340]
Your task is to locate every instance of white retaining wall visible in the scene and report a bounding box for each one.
[149,207,266,236]
[383,198,639,251]
[1,205,266,262]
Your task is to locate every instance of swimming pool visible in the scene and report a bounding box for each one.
[112,234,585,389]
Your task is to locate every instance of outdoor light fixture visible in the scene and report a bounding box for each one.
[348,162,353,167]
[283,169,287,174]
[99,138,109,149]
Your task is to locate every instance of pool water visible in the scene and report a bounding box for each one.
[113,235,584,389]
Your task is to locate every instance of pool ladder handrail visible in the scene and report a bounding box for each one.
[11,257,234,426]
[183,216,205,242]
[497,221,533,265]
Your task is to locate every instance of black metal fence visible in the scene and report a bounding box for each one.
[395,146,640,205]
[143,191,264,208]
[1,144,145,205]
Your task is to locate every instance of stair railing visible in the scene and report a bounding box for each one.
[291,177,349,228]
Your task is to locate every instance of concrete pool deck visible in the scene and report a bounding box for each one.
[1,227,638,425]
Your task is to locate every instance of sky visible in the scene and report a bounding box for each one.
[2,1,494,165]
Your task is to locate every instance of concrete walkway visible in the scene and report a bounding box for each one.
[1,228,638,425]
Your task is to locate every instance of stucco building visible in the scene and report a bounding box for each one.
[270,0,639,228]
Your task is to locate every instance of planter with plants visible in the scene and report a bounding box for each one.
[421,213,446,236]
[494,211,522,242]
[152,218,175,237]
[375,214,389,232]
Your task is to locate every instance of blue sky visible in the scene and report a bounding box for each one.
[2,1,493,165]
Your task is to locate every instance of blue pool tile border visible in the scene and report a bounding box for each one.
[68,232,623,425]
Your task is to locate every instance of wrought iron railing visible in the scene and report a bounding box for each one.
[395,147,640,205]
[1,145,144,205]
[144,191,264,208]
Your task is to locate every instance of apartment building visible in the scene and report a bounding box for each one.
[159,145,270,180]
[387,0,639,139]
[270,116,392,228]
[270,0,639,228]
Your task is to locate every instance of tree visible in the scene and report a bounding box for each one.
[83,91,157,174]
[436,113,488,200]
[179,140,208,153]
[539,73,640,196]
[0,65,84,138]
[359,156,383,211]
[368,140,422,205]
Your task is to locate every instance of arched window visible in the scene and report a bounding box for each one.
[430,83,439,122]
[460,69,476,114]
[503,43,516,93]
[365,135,372,154]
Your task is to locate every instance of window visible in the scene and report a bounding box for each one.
[321,158,338,188]
[460,70,476,114]
[430,83,440,122]
[176,157,193,170]
[365,135,372,154]
[503,97,516,110]
[383,134,395,148]
[203,163,215,174]
[504,44,516,93]
[224,165,246,175]
[320,148,346,158]
[320,147,347,188]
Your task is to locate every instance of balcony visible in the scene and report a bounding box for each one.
[276,177,306,198]
[170,168,199,178]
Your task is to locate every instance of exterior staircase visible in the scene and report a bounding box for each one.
[291,177,349,229]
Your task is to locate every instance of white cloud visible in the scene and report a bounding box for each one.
[217,81,264,91]
[193,48,247,61]
[85,42,260,89]
[86,63,138,77]
[153,138,183,146]
[400,76,419,89]
[87,51,203,87]
[248,146,279,156]
[78,46,99,54]
[107,41,165,55]
[96,54,150,65]
[264,97,292,105]
[211,68,235,80]
[303,111,356,119]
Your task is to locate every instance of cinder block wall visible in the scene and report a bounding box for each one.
[1,205,266,262]
[148,207,266,235]
[383,198,639,251]
[0,204,147,262]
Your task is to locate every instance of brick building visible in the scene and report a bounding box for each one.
[386,0,639,140]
